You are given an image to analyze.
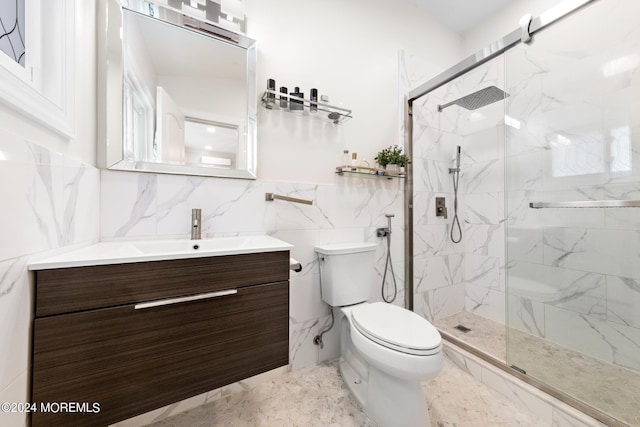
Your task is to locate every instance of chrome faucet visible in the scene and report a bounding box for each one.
[191,208,201,240]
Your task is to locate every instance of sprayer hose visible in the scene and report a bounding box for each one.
[451,169,462,243]
[382,233,397,303]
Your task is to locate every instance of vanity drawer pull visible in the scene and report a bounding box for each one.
[134,289,238,310]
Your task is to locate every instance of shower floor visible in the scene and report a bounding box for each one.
[434,311,507,361]
[434,311,640,426]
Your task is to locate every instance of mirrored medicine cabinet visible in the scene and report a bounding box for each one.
[98,0,257,179]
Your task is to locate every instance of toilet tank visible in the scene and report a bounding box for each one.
[314,242,377,306]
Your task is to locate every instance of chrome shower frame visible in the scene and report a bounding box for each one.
[403,1,621,425]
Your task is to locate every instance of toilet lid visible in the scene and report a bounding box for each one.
[351,302,441,356]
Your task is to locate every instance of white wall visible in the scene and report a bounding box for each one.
[461,0,563,57]
[0,1,97,165]
[0,2,100,426]
[247,0,461,183]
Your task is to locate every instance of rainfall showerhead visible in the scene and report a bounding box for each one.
[437,85,509,112]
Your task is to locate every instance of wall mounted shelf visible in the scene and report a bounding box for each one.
[261,89,352,124]
[335,166,405,179]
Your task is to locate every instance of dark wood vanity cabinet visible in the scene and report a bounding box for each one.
[31,251,290,427]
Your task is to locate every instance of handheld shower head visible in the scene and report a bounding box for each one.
[450,146,461,174]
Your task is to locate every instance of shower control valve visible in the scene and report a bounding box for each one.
[376,227,390,238]
[436,197,448,219]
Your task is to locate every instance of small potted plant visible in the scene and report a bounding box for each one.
[374,147,392,170]
[394,148,410,175]
[375,145,410,174]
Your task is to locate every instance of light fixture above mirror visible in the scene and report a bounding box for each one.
[126,0,247,34]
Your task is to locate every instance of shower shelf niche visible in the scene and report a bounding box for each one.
[261,89,352,124]
[335,166,405,179]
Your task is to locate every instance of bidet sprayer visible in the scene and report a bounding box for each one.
[385,213,395,235]
[376,213,395,238]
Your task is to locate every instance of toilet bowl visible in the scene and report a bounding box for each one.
[339,302,443,427]
[348,302,442,378]
[315,242,443,427]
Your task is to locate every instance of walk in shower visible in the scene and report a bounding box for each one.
[406,0,640,425]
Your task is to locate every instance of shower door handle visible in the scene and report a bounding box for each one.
[529,200,640,208]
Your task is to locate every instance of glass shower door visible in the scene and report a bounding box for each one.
[504,0,640,424]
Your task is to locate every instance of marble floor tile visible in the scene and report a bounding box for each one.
[146,357,546,427]
[146,363,374,427]
[435,311,640,426]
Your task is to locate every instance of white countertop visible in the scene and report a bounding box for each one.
[28,235,294,270]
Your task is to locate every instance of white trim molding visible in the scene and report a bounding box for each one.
[0,0,76,138]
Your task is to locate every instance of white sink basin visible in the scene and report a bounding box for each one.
[132,237,250,255]
[29,235,293,270]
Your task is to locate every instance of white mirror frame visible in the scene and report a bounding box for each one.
[97,0,257,179]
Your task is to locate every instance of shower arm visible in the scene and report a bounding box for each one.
[437,100,457,112]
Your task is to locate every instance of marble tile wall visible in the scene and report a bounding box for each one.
[0,132,100,427]
[100,170,405,370]
[410,0,640,376]
[504,0,640,373]
[410,54,507,326]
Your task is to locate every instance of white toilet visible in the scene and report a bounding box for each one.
[315,242,443,427]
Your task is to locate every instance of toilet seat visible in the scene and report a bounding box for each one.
[351,302,441,356]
